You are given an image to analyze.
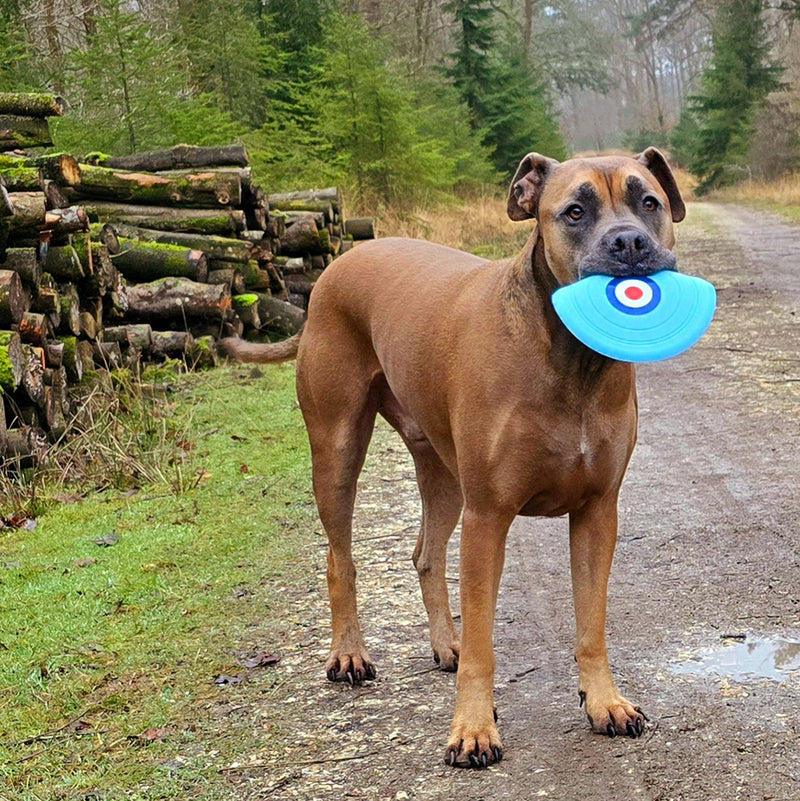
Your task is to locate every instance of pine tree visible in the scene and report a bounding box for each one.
[688,0,781,191]
[0,1,36,91]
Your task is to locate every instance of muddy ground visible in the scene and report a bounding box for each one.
[232,203,799,801]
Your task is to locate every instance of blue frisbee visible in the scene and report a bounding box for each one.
[551,271,716,363]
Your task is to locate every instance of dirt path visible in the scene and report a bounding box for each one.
[242,203,800,801]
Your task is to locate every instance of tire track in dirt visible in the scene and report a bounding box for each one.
[234,203,799,801]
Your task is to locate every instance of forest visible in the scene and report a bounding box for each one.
[1,0,799,205]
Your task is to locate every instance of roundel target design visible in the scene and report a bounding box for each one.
[606,276,661,315]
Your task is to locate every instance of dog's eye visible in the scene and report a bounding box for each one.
[565,204,584,222]
[643,196,659,211]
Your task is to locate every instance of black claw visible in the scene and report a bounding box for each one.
[493,708,498,722]
[327,668,336,682]
[606,723,617,738]
[579,690,586,708]
[635,706,649,722]
[433,652,440,664]
[366,664,377,679]
[493,747,503,763]
[626,723,636,738]
[635,717,644,735]
[481,753,488,768]
[355,669,363,683]
[346,671,354,686]
[469,754,480,768]
[446,748,457,767]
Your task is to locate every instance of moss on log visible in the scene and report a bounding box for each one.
[82,201,246,235]
[125,277,230,322]
[88,144,249,171]
[0,93,63,117]
[110,224,254,262]
[0,330,24,391]
[0,114,52,149]
[0,269,25,326]
[115,239,208,282]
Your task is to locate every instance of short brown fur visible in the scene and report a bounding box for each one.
[221,149,684,767]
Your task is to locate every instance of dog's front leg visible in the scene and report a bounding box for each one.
[569,495,647,738]
[444,508,511,768]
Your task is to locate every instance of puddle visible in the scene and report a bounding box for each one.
[671,636,800,682]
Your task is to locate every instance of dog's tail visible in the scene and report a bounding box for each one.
[219,329,303,364]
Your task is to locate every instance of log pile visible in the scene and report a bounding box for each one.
[0,92,375,466]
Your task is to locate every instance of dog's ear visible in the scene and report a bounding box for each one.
[636,147,686,223]
[507,153,560,221]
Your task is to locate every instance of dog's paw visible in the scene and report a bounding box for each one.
[443,720,503,768]
[432,640,460,672]
[325,649,376,685]
[581,689,647,738]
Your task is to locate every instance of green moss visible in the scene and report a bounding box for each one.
[84,151,111,165]
[0,347,17,391]
[232,293,258,309]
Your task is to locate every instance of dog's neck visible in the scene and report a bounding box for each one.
[503,227,620,388]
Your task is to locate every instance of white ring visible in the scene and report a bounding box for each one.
[614,279,653,308]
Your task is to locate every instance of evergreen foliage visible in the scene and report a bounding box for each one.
[685,0,781,192]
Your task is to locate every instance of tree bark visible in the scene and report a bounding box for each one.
[125,277,230,321]
[4,192,47,231]
[44,244,84,280]
[232,294,261,329]
[58,284,81,336]
[44,340,64,368]
[59,336,83,382]
[90,144,249,172]
[103,323,153,350]
[92,341,122,369]
[115,240,208,282]
[0,92,63,117]
[17,153,81,185]
[254,293,305,337]
[2,248,41,287]
[2,426,48,466]
[0,329,24,391]
[0,165,41,191]
[82,201,246,235]
[18,344,46,408]
[343,217,375,239]
[150,330,196,359]
[88,222,121,254]
[279,218,331,256]
[208,268,245,295]
[0,115,52,149]
[109,224,254,262]
[269,186,342,215]
[18,312,52,346]
[74,165,242,207]
[0,269,26,325]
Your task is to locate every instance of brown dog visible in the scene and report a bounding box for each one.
[222,148,686,768]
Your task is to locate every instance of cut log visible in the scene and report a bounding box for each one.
[44,381,68,441]
[92,341,122,369]
[191,335,218,369]
[0,329,24,391]
[255,293,305,337]
[0,164,41,191]
[44,206,89,235]
[44,340,64,368]
[150,330,195,359]
[18,312,52,346]
[2,248,42,287]
[44,244,83,280]
[79,311,98,340]
[284,271,322,297]
[88,144,249,172]
[0,269,25,325]
[58,284,81,336]
[43,179,69,210]
[110,224,254,262]
[343,217,376,239]
[125,277,230,321]
[0,115,52,149]
[269,186,342,215]
[74,164,242,207]
[31,285,59,315]
[102,323,153,350]
[59,336,82,382]
[114,239,208,282]
[88,222,120,254]
[82,201,246,235]
[232,294,261,329]
[207,268,245,295]
[2,426,48,466]
[77,340,96,374]
[5,191,47,231]
[17,153,81,185]
[0,93,63,117]
[279,218,331,256]
[18,344,46,407]
[77,241,117,297]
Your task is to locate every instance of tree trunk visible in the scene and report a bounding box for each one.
[0,269,26,325]
[17,153,81,185]
[0,329,24,391]
[150,330,196,359]
[343,217,375,239]
[0,92,63,117]
[82,201,246,235]
[2,248,42,287]
[89,143,249,172]
[109,223,254,262]
[4,192,47,231]
[73,164,242,207]
[115,240,208,282]
[125,277,230,321]
[0,115,52,149]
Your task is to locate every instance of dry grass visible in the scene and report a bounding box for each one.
[708,172,800,206]
[373,192,534,260]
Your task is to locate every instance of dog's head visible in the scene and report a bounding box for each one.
[507,148,685,285]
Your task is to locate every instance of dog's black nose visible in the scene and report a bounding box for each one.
[610,229,650,264]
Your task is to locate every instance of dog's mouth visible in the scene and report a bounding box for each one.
[579,250,677,279]
[578,228,678,279]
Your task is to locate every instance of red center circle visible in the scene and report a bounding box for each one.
[624,286,644,301]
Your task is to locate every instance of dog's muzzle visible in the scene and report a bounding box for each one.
[579,225,677,278]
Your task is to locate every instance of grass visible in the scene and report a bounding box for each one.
[0,363,315,800]
[707,171,800,222]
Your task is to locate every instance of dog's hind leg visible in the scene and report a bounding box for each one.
[380,393,463,671]
[298,333,380,685]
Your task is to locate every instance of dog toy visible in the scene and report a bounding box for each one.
[551,270,716,363]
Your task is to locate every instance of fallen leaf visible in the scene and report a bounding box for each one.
[243,652,281,669]
[239,463,249,473]
[213,673,245,685]
[94,533,120,547]
[136,727,170,743]
[74,557,97,568]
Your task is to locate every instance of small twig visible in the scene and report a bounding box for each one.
[220,749,387,772]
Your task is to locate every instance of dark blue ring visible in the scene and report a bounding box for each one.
[606,276,661,315]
